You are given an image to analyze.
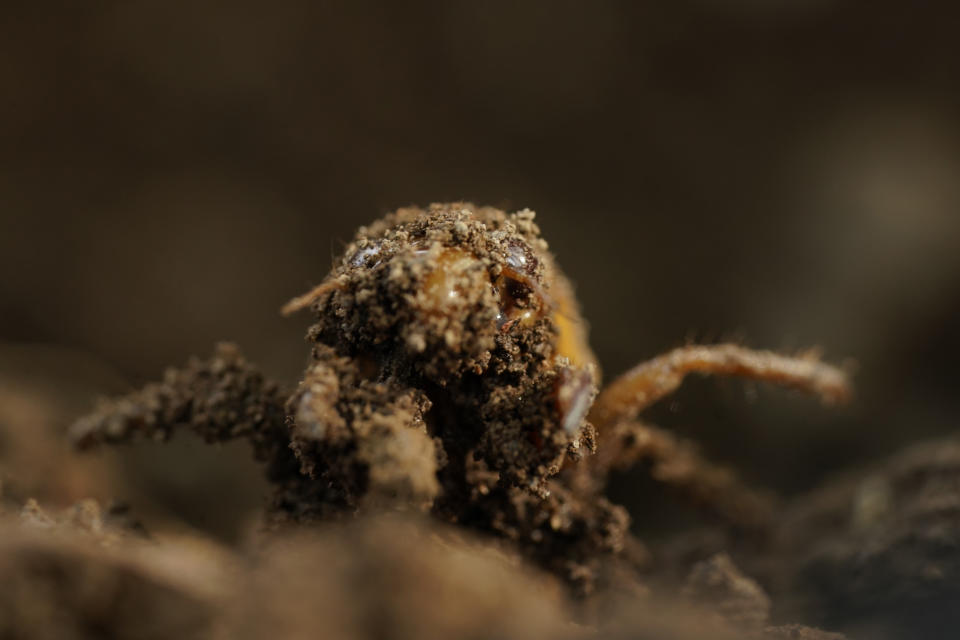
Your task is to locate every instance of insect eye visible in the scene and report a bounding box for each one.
[348,242,385,268]
[504,238,539,277]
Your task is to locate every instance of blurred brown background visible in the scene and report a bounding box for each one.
[2,1,959,539]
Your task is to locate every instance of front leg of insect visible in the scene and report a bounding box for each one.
[590,344,850,429]
[287,343,439,512]
[66,343,340,520]
[581,345,851,527]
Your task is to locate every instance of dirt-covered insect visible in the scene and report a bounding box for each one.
[71,203,850,595]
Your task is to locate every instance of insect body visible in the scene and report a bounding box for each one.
[72,202,850,594]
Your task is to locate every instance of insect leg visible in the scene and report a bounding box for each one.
[590,419,775,529]
[590,344,851,428]
[69,343,301,491]
[287,345,439,512]
[70,343,290,459]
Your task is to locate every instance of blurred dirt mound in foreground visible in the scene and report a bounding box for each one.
[0,498,846,640]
